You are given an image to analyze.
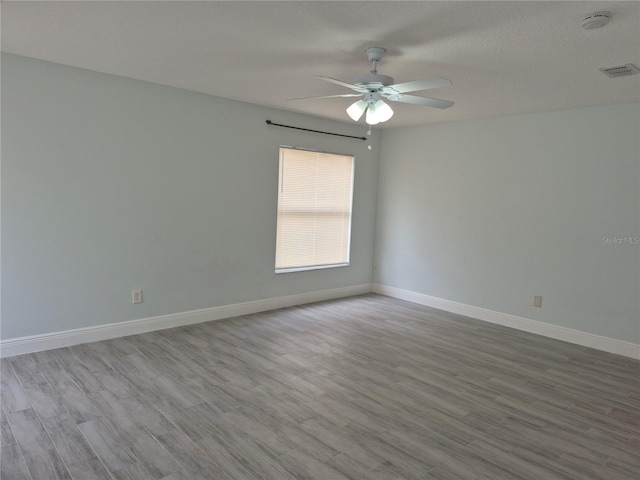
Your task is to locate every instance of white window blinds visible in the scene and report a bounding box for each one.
[275,147,354,272]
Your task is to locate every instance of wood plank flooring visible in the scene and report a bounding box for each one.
[1,293,639,479]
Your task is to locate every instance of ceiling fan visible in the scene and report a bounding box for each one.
[291,47,454,125]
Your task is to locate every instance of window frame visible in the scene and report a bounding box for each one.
[274,146,355,274]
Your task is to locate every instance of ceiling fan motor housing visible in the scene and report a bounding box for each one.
[355,73,395,89]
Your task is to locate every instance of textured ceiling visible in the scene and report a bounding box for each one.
[2,1,639,127]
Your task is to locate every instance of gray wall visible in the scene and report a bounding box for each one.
[3,53,638,345]
[375,103,640,343]
[1,53,380,339]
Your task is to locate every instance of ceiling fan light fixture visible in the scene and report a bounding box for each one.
[365,99,393,125]
[365,107,380,125]
[346,99,367,121]
[372,99,394,123]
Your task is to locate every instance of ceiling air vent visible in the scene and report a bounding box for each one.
[599,64,640,78]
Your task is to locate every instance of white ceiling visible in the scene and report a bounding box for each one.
[2,1,639,127]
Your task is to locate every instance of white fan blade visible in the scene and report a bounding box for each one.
[384,77,452,94]
[387,94,454,109]
[316,76,367,92]
[288,93,363,101]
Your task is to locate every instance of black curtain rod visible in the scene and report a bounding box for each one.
[266,120,366,141]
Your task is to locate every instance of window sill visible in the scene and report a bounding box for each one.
[275,263,349,274]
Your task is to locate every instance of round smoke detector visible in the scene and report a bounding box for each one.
[582,11,610,30]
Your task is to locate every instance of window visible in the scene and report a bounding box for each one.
[275,147,354,273]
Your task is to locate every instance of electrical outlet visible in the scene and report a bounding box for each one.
[533,295,542,308]
[132,290,143,304]
[373,265,379,273]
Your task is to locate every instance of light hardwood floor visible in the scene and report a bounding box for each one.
[1,294,639,480]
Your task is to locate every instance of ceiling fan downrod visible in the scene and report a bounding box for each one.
[366,47,386,74]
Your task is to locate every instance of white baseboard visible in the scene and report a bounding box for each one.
[4,282,637,360]
[0,284,372,358]
[373,284,640,360]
